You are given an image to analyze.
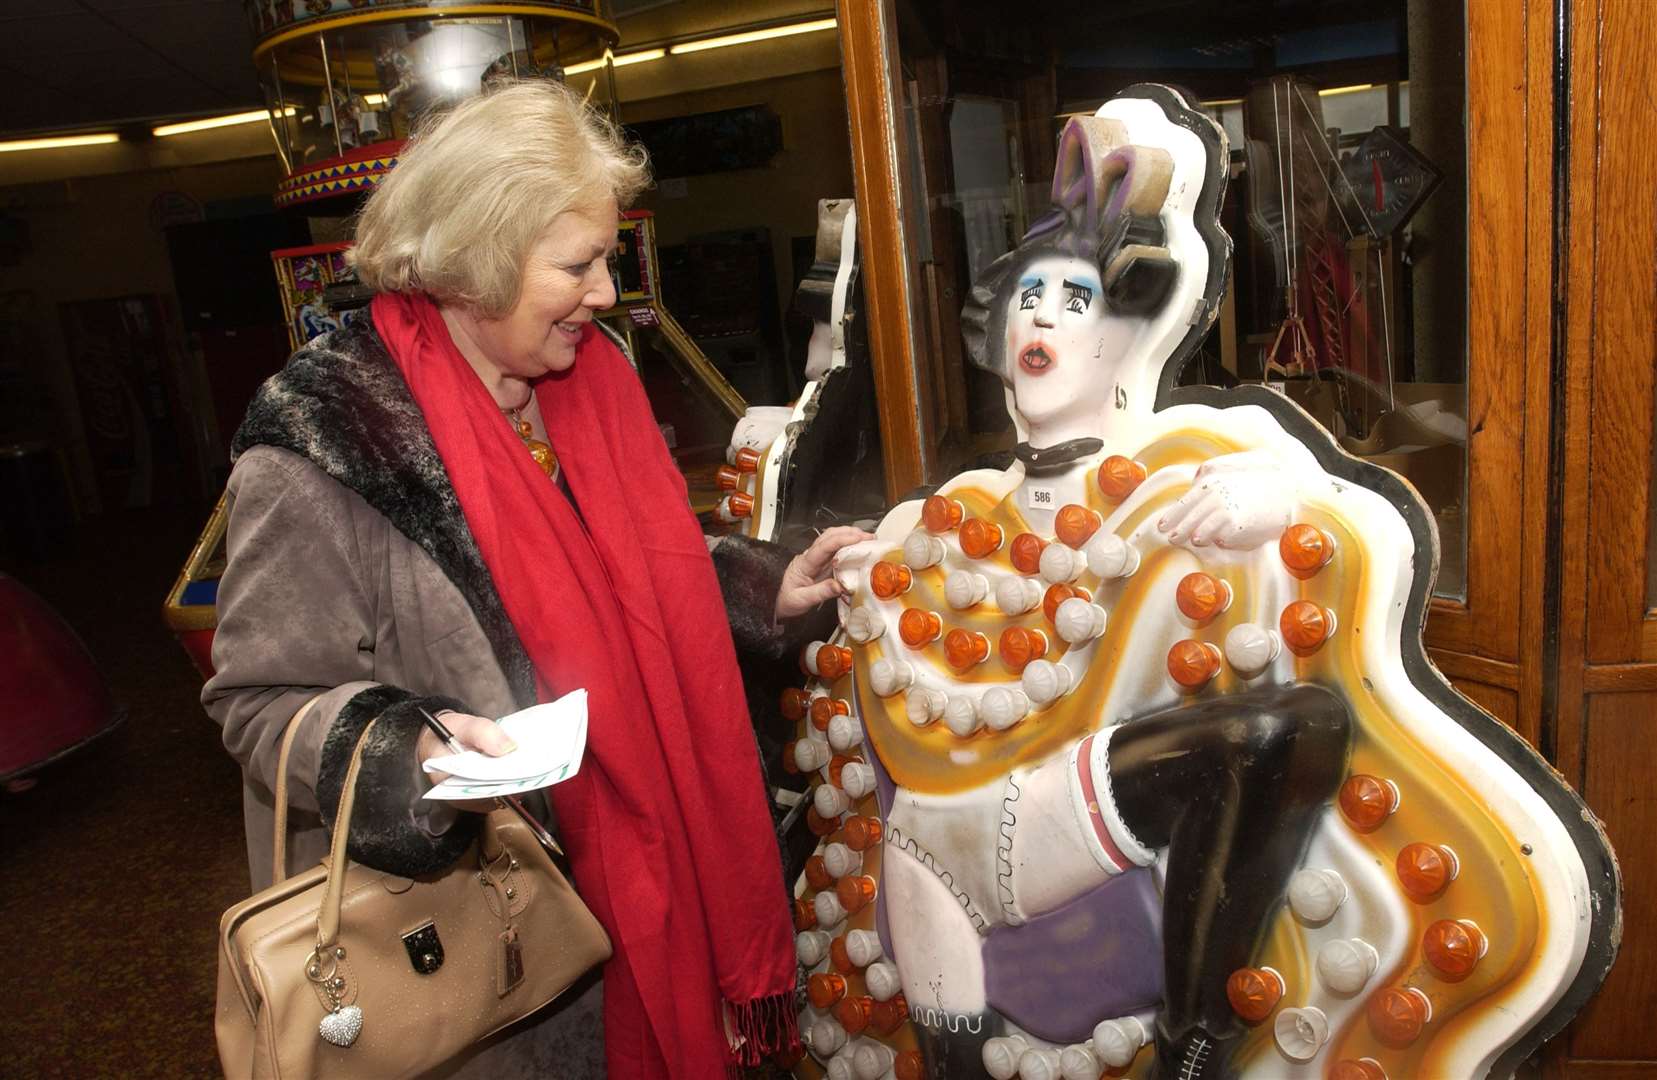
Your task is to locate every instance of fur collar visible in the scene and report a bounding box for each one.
[232,315,536,706]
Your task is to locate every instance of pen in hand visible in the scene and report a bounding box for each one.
[417,707,561,856]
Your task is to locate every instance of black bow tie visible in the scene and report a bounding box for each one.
[1013,438,1104,475]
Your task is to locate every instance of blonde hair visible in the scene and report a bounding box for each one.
[351,81,650,317]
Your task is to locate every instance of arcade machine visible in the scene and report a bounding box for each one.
[167,1,748,666]
[774,87,1616,1080]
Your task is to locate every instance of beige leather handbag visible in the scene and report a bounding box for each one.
[215,703,611,1079]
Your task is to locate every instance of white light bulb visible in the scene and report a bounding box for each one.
[1091,1017,1148,1068]
[1055,597,1107,644]
[902,530,945,569]
[844,606,884,643]
[1022,659,1074,707]
[1085,533,1139,579]
[981,686,1031,731]
[1316,937,1379,994]
[995,575,1043,614]
[846,928,884,967]
[796,930,830,967]
[840,762,876,800]
[827,713,862,752]
[823,842,861,878]
[1039,542,1084,584]
[1274,1006,1330,1061]
[865,961,901,1001]
[981,1036,1029,1080]
[943,694,982,737]
[869,658,915,697]
[1223,622,1280,675]
[905,687,945,726]
[1288,867,1348,923]
[945,569,990,609]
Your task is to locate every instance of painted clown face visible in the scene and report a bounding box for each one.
[1004,253,1139,436]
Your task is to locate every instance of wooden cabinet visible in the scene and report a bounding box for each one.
[1555,1,1657,1073]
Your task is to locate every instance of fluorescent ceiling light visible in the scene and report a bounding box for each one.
[564,56,606,74]
[611,47,665,67]
[669,17,837,55]
[153,108,292,137]
[1200,97,1244,107]
[362,93,387,106]
[0,132,119,153]
[1319,83,1374,97]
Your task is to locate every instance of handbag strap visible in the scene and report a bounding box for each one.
[271,693,325,886]
[315,716,382,950]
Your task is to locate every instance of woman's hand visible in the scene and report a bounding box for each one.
[775,526,877,621]
[416,710,518,814]
[1156,450,1296,551]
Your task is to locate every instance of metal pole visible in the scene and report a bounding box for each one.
[319,35,343,158]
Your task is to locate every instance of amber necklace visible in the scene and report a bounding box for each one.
[501,395,559,480]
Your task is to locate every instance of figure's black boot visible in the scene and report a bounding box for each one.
[1152,1019,1241,1080]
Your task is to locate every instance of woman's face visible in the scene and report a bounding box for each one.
[1005,252,1136,433]
[452,198,620,380]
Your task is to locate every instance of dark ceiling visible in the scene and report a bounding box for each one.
[0,1,263,138]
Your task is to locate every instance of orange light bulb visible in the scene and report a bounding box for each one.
[1176,572,1232,622]
[805,855,833,891]
[898,608,943,648]
[1330,1060,1387,1080]
[1280,523,1336,575]
[726,491,754,519]
[733,446,762,472]
[1366,986,1431,1047]
[806,807,838,837]
[1168,639,1223,690]
[792,898,815,931]
[959,517,1005,559]
[1225,967,1284,1023]
[1422,919,1486,980]
[895,1050,926,1080]
[817,644,854,680]
[1010,532,1047,575]
[872,994,909,1036]
[944,628,991,672]
[836,874,877,915]
[1396,842,1457,901]
[844,816,882,851]
[1097,455,1148,500]
[1043,582,1092,623]
[829,935,855,975]
[998,626,1049,673]
[834,994,873,1035]
[780,740,801,775]
[715,464,743,491]
[807,972,847,1009]
[1054,503,1104,548]
[922,495,964,533]
[1338,774,1398,831]
[1280,601,1334,655]
[871,561,913,600]
[810,696,850,731]
[780,687,811,723]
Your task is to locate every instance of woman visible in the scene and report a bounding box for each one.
[204,82,866,1077]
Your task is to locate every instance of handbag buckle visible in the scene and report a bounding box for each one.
[402,922,445,975]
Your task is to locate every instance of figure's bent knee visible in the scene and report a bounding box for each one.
[1225,683,1351,798]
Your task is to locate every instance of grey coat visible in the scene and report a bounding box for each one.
[202,316,807,1077]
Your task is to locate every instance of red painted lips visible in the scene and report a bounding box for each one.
[1019,343,1055,375]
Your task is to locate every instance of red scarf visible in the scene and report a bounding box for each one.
[374,292,797,1076]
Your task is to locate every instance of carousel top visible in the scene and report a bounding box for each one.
[245,0,617,56]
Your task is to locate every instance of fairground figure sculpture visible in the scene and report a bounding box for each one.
[782,85,1618,1080]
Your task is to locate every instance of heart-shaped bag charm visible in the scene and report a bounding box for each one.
[318,1004,363,1047]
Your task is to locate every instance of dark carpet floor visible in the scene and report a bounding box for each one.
[1,503,245,1079]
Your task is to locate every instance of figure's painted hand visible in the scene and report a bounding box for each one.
[1157,450,1295,551]
[776,526,877,620]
